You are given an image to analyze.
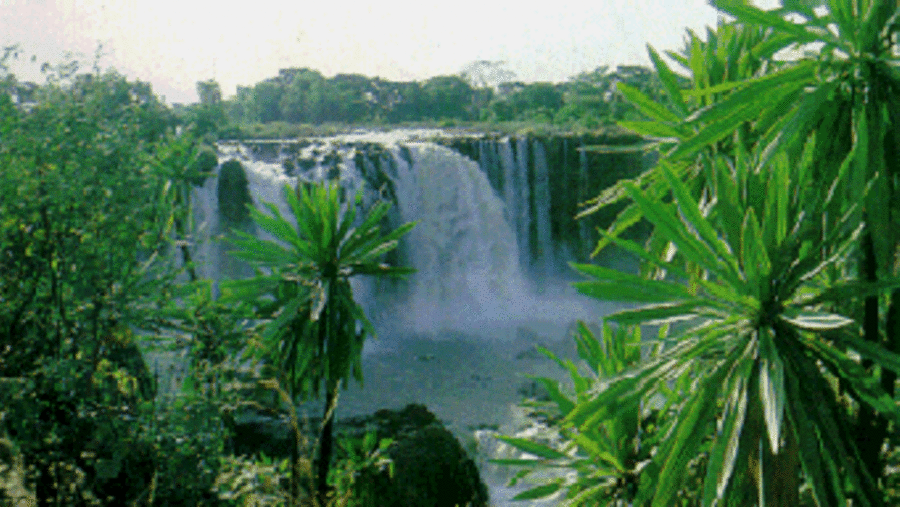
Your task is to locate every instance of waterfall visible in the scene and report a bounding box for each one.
[387,142,531,332]
[192,131,643,341]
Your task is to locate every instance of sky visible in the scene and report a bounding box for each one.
[0,0,778,104]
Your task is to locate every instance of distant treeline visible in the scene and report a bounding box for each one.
[180,63,684,135]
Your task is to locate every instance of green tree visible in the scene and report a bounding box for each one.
[0,67,192,505]
[251,80,284,123]
[223,182,415,504]
[421,75,475,120]
[191,79,228,136]
[279,68,327,123]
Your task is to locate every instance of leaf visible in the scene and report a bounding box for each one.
[796,278,900,307]
[715,2,823,44]
[488,459,548,468]
[620,180,725,277]
[802,333,900,425]
[494,436,568,460]
[740,208,770,297]
[672,63,816,160]
[511,481,563,500]
[528,376,575,416]
[758,326,785,454]
[659,162,742,285]
[617,82,683,124]
[828,328,900,375]
[702,362,750,505]
[570,262,697,303]
[651,361,728,507]
[606,300,705,326]
[647,43,689,117]
[249,200,302,249]
[617,120,686,140]
[780,310,854,331]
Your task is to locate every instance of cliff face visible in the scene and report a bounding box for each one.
[207,132,653,307]
[439,133,654,269]
[214,131,652,279]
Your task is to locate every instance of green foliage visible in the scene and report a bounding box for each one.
[223,180,415,502]
[223,182,415,398]
[0,62,224,504]
[328,431,395,507]
[217,64,673,131]
[497,323,666,505]
[513,1,900,505]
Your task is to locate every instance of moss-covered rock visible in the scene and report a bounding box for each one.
[217,159,252,226]
[188,145,218,187]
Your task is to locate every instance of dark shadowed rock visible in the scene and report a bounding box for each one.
[229,404,489,506]
[217,159,253,226]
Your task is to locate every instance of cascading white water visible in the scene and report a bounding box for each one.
[387,142,532,332]
[198,133,610,335]
[532,141,554,278]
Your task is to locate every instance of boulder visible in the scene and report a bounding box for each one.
[229,404,489,506]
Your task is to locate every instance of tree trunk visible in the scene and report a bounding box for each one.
[316,385,337,505]
[857,230,885,479]
[290,366,300,507]
[884,288,900,397]
[764,424,799,507]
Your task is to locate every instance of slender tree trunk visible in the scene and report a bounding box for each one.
[290,362,300,507]
[316,282,337,505]
[764,424,799,507]
[858,230,885,479]
[317,385,337,505]
[884,289,900,397]
[173,213,197,282]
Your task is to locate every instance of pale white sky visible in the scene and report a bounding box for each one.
[0,0,779,104]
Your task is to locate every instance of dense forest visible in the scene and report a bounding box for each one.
[175,62,677,136]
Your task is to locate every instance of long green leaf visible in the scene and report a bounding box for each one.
[571,262,697,303]
[617,120,686,139]
[780,309,854,331]
[621,181,725,277]
[511,481,563,500]
[784,367,838,506]
[652,356,732,507]
[495,436,569,460]
[250,200,302,249]
[647,43,689,117]
[795,278,900,307]
[607,301,707,326]
[617,82,682,124]
[828,328,900,375]
[740,208,770,298]
[715,2,823,44]
[702,360,750,505]
[758,326,785,454]
[659,162,742,285]
[802,333,900,426]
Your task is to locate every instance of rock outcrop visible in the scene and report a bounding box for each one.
[229,403,489,506]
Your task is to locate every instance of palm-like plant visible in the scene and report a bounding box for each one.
[222,181,415,505]
[575,147,900,505]
[563,1,900,504]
